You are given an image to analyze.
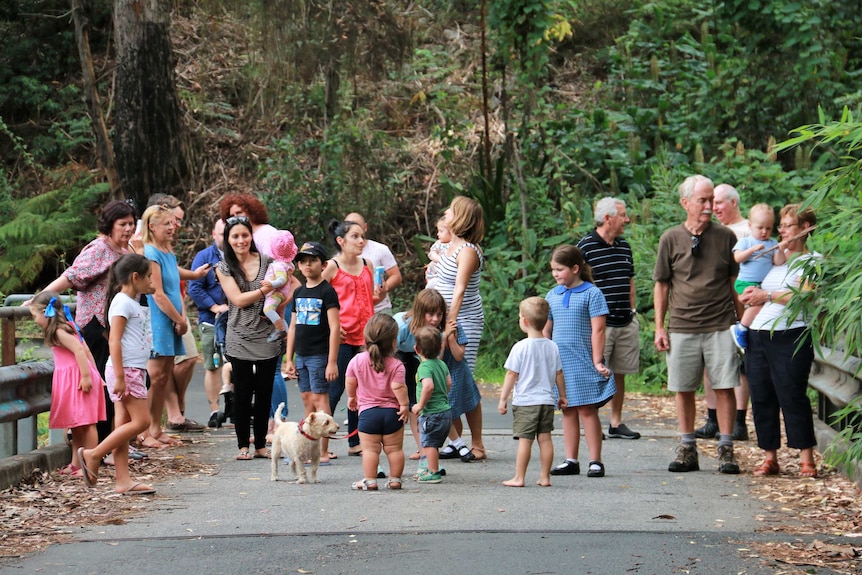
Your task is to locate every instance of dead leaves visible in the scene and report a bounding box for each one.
[0,438,218,563]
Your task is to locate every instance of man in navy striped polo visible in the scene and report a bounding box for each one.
[577,198,641,440]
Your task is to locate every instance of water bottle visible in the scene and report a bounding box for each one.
[213,352,220,368]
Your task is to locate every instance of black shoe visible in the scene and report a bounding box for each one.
[208,411,221,429]
[718,444,741,474]
[266,330,287,343]
[587,461,605,477]
[550,460,580,475]
[694,419,719,439]
[607,423,641,440]
[439,445,460,459]
[224,392,234,421]
[732,422,749,441]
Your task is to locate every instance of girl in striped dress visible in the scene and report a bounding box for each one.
[544,245,616,478]
[433,196,486,460]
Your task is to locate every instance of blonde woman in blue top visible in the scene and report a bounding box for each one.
[544,245,616,478]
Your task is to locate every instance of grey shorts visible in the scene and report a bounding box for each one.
[606,316,640,374]
[199,323,219,370]
[666,329,740,393]
[419,410,452,449]
[512,404,555,440]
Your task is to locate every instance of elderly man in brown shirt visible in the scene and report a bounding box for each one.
[653,175,744,474]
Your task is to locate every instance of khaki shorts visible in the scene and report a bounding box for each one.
[606,316,640,374]
[512,404,556,440]
[174,327,199,364]
[666,329,739,392]
[199,323,220,370]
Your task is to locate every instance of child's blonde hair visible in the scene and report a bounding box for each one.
[414,325,443,359]
[406,288,447,334]
[520,297,550,331]
[748,203,774,222]
[364,313,398,372]
[30,290,76,346]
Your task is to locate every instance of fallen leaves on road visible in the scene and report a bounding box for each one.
[0,437,218,562]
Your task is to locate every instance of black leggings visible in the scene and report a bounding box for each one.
[227,355,279,451]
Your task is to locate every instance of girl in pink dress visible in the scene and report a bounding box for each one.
[30,291,105,476]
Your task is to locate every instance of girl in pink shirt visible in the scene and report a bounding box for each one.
[346,314,409,490]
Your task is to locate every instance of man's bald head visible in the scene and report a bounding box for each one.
[713,184,743,226]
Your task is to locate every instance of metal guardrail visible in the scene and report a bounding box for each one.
[0,300,70,459]
[809,346,862,431]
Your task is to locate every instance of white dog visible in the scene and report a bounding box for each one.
[270,403,340,483]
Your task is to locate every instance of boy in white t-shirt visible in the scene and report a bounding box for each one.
[498,297,567,487]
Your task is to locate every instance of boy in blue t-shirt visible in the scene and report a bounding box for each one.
[284,241,341,462]
[731,204,787,350]
[498,297,567,487]
[411,326,452,484]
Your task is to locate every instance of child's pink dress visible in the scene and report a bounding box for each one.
[49,345,106,429]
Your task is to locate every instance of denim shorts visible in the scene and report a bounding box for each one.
[296,354,330,394]
[419,410,452,448]
[358,406,404,436]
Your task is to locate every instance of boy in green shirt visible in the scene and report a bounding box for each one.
[411,326,452,484]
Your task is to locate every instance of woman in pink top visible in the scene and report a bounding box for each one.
[322,219,381,455]
[346,314,409,490]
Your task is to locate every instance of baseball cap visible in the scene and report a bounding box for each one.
[296,241,327,260]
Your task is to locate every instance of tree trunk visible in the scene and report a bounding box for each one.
[71,0,122,198]
[113,0,194,212]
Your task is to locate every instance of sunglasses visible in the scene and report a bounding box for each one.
[226,216,250,226]
[691,234,701,257]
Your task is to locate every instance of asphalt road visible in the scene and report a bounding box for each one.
[7,363,808,574]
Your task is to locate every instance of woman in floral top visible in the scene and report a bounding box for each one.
[34,200,137,444]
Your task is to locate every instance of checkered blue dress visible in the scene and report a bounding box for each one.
[444,323,481,417]
[546,282,616,407]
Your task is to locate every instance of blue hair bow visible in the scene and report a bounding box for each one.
[44,296,83,338]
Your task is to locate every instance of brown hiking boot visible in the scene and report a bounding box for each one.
[668,444,699,472]
[718,444,741,474]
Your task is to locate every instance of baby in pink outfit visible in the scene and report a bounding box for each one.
[264,230,298,342]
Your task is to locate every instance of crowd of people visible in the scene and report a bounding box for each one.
[30,180,821,494]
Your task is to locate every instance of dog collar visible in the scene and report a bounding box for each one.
[297,418,317,441]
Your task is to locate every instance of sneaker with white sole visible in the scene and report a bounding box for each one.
[731,323,748,352]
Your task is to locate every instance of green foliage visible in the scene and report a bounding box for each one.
[772,109,862,472]
[0,174,109,293]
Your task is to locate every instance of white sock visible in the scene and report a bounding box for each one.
[567,458,579,464]
[450,438,466,450]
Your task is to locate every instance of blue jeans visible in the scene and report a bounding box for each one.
[270,355,288,418]
[329,343,362,447]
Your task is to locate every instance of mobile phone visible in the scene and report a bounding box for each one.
[135,219,142,234]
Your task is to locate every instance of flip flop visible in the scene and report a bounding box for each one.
[59,464,81,476]
[236,449,252,460]
[117,482,156,496]
[77,448,97,487]
[253,449,271,459]
[326,451,338,460]
[408,450,422,460]
[155,433,183,447]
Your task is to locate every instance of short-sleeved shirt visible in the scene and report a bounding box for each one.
[734,236,779,284]
[105,292,151,369]
[217,254,282,361]
[346,353,405,413]
[725,219,751,240]
[361,239,398,312]
[750,252,819,332]
[292,280,340,357]
[503,338,562,407]
[577,230,635,327]
[652,222,739,333]
[62,236,127,327]
[416,358,451,415]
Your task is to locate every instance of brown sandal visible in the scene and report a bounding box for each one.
[799,461,818,478]
[752,459,779,476]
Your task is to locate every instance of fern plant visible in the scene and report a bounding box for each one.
[0,177,109,294]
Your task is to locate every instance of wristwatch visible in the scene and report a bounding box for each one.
[766,291,773,303]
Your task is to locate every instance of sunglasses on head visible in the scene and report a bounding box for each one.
[226,216,250,226]
[691,234,701,257]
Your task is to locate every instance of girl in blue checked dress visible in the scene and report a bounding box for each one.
[544,245,616,478]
